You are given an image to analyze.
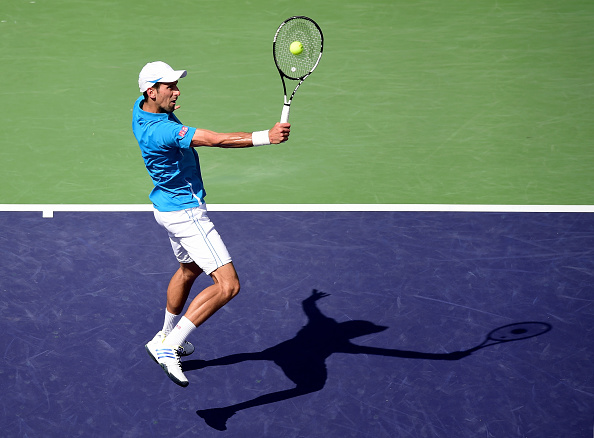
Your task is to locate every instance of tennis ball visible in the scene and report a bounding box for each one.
[290,41,303,55]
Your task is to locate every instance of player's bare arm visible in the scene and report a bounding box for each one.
[190,122,290,148]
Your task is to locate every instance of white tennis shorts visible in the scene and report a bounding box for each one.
[153,204,232,275]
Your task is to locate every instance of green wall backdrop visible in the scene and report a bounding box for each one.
[1,0,593,205]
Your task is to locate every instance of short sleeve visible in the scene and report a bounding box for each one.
[149,121,197,150]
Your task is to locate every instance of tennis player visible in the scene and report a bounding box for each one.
[132,61,290,387]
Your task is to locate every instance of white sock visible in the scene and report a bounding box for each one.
[165,316,196,347]
[162,309,180,336]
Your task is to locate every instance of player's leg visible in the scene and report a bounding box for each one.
[164,205,237,331]
[147,258,202,350]
[152,262,239,387]
[166,261,203,315]
[154,261,203,355]
[183,262,240,326]
[147,205,237,386]
[165,262,239,346]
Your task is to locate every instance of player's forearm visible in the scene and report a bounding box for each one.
[191,124,288,148]
[191,129,256,148]
[210,132,254,148]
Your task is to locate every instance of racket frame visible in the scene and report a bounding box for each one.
[273,16,324,123]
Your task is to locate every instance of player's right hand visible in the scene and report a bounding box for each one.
[269,122,291,144]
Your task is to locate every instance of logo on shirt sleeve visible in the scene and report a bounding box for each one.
[178,126,189,138]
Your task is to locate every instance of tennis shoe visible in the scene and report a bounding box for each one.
[145,334,189,387]
[176,340,195,356]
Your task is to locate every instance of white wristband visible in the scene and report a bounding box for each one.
[252,130,270,147]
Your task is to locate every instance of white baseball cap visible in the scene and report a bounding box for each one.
[138,61,187,92]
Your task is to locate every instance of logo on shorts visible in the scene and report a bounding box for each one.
[178,126,189,138]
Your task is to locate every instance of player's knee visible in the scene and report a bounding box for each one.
[211,263,240,301]
[219,279,240,303]
[227,278,241,299]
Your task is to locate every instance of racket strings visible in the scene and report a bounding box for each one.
[274,18,322,79]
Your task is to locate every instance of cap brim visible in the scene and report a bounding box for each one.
[160,69,187,83]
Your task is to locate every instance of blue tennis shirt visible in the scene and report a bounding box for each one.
[132,95,205,212]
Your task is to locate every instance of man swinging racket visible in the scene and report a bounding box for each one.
[132,61,290,387]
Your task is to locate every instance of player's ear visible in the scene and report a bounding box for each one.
[146,84,159,99]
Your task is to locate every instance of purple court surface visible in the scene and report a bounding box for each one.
[1,211,592,437]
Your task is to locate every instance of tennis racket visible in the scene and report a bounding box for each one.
[466,322,552,354]
[273,16,324,123]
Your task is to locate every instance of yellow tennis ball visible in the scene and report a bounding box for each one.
[290,41,303,55]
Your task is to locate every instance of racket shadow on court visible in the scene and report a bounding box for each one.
[186,289,551,431]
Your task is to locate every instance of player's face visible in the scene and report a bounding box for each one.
[154,81,180,113]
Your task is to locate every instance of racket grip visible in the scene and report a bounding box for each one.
[280,104,291,123]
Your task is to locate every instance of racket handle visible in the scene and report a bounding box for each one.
[280,104,291,123]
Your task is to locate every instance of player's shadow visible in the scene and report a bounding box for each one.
[185,289,475,431]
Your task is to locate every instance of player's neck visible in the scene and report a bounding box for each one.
[142,98,169,114]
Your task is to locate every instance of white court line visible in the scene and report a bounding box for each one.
[1,204,593,218]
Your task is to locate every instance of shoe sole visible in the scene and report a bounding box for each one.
[145,344,158,364]
[160,363,189,387]
[145,344,188,387]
